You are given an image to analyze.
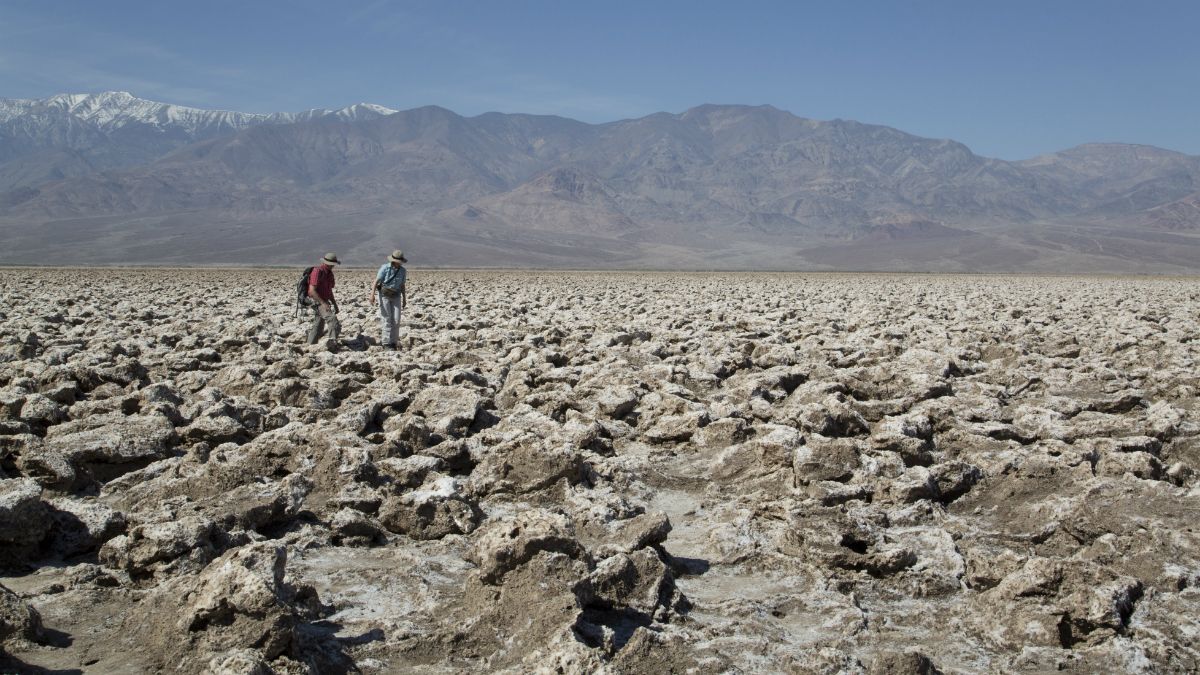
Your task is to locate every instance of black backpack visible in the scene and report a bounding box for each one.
[294,266,315,316]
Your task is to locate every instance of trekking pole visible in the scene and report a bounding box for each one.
[360,317,373,346]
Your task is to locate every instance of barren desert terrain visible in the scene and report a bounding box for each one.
[1,269,1198,673]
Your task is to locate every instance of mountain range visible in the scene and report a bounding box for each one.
[1,91,1198,271]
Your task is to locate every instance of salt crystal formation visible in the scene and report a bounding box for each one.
[0,269,1198,672]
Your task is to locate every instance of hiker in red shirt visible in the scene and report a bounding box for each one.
[306,252,341,344]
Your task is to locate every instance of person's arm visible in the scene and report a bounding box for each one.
[308,283,328,312]
[401,282,407,309]
[369,272,380,304]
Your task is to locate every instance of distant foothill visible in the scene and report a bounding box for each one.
[0,92,1197,272]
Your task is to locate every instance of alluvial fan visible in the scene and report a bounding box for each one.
[0,269,1198,672]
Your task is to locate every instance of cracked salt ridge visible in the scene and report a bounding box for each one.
[650,488,859,646]
[652,487,996,672]
[289,546,470,626]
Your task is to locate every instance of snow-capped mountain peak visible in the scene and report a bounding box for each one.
[0,92,401,188]
[287,102,398,123]
[0,91,397,133]
[335,102,397,119]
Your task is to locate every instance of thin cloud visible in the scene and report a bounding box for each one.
[0,48,224,106]
[0,4,247,106]
[0,5,74,41]
[414,75,656,123]
[343,2,492,58]
[344,0,403,27]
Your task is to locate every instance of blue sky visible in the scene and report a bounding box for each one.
[1,0,1197,159]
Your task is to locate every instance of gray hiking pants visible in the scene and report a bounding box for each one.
[378,293,402,346]
[307,304,340,344]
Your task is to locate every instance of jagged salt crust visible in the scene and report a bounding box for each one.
[0,269,1198,672]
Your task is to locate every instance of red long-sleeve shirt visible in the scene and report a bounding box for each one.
[309,264,336,301]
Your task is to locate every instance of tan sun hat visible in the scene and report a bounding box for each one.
[389,249,407,263]
[322,252,341,265]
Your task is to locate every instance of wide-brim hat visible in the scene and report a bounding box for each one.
[389,249,407,263]
[322,253,341,265]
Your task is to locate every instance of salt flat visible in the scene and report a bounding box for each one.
[1,269,1198,673]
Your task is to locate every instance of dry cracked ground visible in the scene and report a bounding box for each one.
[1,269,1198,674]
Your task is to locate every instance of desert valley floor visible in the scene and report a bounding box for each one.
[1,269,1198,674]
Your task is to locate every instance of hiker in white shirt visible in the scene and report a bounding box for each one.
[369,249,407,350]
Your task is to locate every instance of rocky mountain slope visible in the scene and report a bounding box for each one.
[0,93,1198,270]
[0,92,396,193]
